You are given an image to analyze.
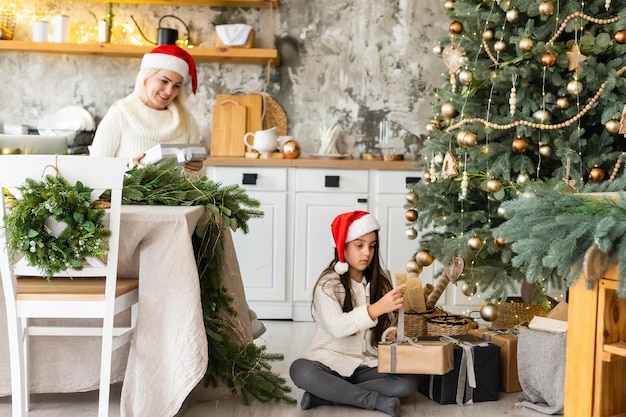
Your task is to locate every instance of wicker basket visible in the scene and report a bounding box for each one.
[0,12,16,40]
[426,309,478,336]
[404,309,434,337]
[490,296,555,329]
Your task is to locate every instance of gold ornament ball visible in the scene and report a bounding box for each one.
[605,119,621,134]
[457,130,478,148]
[405,209,418,222]
[556,96,570,110]
[494,40,508,53]
[567,80,583,95]
[512,137,528,153]
[541,52,557,67]
[434,152,445,166]
[468,236,483,251]
[506,8,520,23]
[405,191,418,205]
[458,69,473,85]
[406,227,418,240]
[497,206,507,218]
[615,30,626,44]
[482,28,495,41]
[444,0,455,11]
[415,250,434,267]
[461,282,477,297]
[539,144,553,158]
[519,37,535,52]
[480,302,500,322]
[406,260,422,274]
[589,167,605,182]
[495,237,508,247]
[441,101,458,118]
[282,140,301,159]
[517,172,530,184]
[486,178,502,193]
[533,109,552,123]
[433,44,444,55]
[423,172,431,183]
[539,0,555,16]
[449,21,463,35]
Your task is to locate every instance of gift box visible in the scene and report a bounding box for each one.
[417,335,500,405]
[469,328,521,393]
[378,339,454,375]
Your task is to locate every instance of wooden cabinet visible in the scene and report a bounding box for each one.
[565,264,626,417]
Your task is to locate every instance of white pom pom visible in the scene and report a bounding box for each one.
[334,262,349,274]
[188,93,198,105]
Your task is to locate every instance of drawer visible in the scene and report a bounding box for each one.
[295,168,368,193]
[206,167,287,192]
[374,170,422,194]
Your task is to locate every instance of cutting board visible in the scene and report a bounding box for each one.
[211,94,263,155]
[211,99,247,157]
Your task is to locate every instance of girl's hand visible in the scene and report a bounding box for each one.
[386,329,398,340]
[368,284,405,320]
[184,160,204,172]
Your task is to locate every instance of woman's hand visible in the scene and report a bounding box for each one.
[184,160,204,172]
[367,284,405,320]
[132,153,145,167]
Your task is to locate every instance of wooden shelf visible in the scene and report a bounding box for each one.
[0,40,279,65]
[88,0,279,7]
[604,342,626,358]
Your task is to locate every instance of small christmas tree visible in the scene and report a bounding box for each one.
[407,0,626,307]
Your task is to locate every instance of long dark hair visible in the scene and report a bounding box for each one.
[312,230,394,347]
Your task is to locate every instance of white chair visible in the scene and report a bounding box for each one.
[0,155,139,417]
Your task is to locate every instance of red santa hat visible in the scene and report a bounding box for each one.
[331,210,380,274]
[140,44,198,100]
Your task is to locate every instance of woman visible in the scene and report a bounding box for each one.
[89,44,203,171]
[289,210,419,417]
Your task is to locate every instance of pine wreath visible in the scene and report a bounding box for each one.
[3,174,110,279]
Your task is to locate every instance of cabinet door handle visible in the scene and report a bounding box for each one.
[325,175,340,188]
[405,176,421,185]
[242,173,258,185]
[357,198,368,203]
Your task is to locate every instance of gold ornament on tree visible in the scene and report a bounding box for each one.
[566,44,587,71]
[539,0,555,16]
[519,37,534,51]
[415,249,434,267]
[405,227,418,240]
[541,52,557,67]
[405,190,418,205]
[468,236,483,251]
[480,302,500,322]
[589,167,605,182]
[405,209,418,222]
[461,282,477,297]
[615,30,626,44]
[605,119,621,134]
[486,178,502,193]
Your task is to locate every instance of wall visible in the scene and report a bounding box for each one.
[0,0,447,159]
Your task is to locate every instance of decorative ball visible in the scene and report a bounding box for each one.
[444,0,455,11]
[605,119,621,134]
[616,30,626,44]
[457,130,478,148]
[405,191,418,205]
[541,52,557,67]
[282,140,301,159]
[468,236,483,251]
[486,178,502,193]
[539,0,555,16]
[433,152,445,166]
[517,172,530,184]
[405,209,418,222]
[567,80,583,95]
[449,21,463,35]
[482,29,495,41]
[480,302,500,322]
[519,37,535,52]
[415,250,434,267]
[539,144,553,158]
[497,206,507,218]
[533,109,552,123]
[458,69,473,85]
[406,227,418,240]
[441,101,458,118]
[556,96,570,110]
[458,55,470,67]
[506,8,520,22]
[406,260,421,274]
[495,237,508,247]
[461,282,477,297]
[433,44,444,55]
[589,167,605,182]
[423,172,431,183]
[494,40,508,53]
[511,137,528,153]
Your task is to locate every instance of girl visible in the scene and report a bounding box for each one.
[289,210,418,417]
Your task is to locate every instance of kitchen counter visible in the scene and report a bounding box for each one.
[204,156,420,170]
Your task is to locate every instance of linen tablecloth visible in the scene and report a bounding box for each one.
[0,205,253,417]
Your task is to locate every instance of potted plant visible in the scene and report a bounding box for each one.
[211,13,254,48]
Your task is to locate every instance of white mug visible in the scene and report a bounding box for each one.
[52,14,70,43]
[243,127,278,153]
[32,20,49,42]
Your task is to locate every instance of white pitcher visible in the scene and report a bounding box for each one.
[244,127,278,153]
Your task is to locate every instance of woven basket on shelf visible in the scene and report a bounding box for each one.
[490,296,555,329]
[0,12,16,40]
[426,310,478,336]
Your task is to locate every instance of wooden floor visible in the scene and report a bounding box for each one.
[0,320,544,417]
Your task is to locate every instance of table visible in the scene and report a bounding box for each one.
[564,263,626,417]
[0,205,253,417]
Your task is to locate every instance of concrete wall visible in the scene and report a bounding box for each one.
[0,0,447,159]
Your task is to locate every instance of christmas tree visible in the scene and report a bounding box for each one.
[407,0,626,308]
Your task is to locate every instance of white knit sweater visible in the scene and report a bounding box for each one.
[305,272,380,377]
[89,94,202,159]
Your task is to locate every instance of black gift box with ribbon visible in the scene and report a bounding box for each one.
[417,334,500,405]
